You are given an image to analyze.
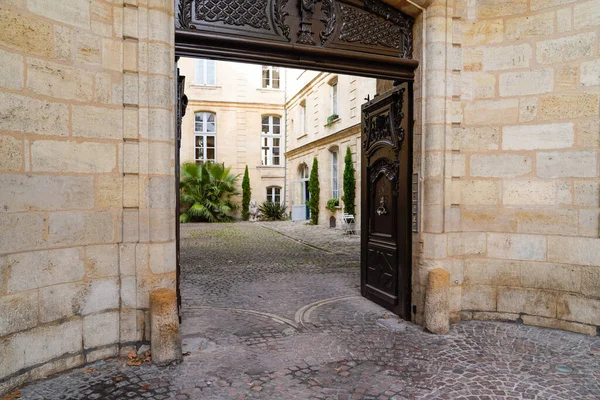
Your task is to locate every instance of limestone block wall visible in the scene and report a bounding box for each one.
[0,0,176,393]
[415,0,600,334]
[177,58,286,208]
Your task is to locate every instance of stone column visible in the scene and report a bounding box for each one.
[424,268,450,334]
[150,289,182,365]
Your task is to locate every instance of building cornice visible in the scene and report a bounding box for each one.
[285,123,361,158]
[186,100,285,110]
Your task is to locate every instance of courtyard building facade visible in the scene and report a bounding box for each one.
[0,0,599,395]
[284,70,376,227]
[178,58,286,206]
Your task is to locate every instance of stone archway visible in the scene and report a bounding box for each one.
[173,0,420,321]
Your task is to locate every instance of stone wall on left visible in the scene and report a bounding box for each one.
[0,0,176,394]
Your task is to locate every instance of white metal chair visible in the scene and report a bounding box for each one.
[340,213,356,235]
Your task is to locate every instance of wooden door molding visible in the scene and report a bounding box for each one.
[361,85,412,319]
[175,0,418,80]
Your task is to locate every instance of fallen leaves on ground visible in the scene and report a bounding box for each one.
[126,350,152,367]
[82,368,97,374]
[1,391,21,400]
[183,351,191,356]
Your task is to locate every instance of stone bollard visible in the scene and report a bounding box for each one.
[424,268,450,334]
[150,289,183,366]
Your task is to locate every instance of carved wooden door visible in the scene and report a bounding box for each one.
[361,84,412,320]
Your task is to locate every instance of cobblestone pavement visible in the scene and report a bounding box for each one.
[15,222,600,399]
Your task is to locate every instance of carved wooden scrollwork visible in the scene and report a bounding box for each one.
[370,158,398,184]
[363,111,392,152]
[363,87,406,154]
[178,0,193,30]
[394,88,406,145]
[319,0,338,45]
[273,0,291,40]
[175,0,415,61]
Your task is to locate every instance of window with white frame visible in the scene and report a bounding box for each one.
[262,66,280,89]
[330,80,338,117]
[194,59,216,85]
[266,186,281,204]
[299,100,306,136]
[331,149,339,199]
[300,163,309,180]
[261,115,281,166]
[194,112,216,163]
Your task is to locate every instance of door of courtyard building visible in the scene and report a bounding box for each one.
[174,0,418,321]
[291,163,310,221]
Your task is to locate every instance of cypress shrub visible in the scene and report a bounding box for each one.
[308,157,320,225]
[241,165,251,221]
[342,147,356,216]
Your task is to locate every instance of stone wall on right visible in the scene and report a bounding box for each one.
[452,0,600,335]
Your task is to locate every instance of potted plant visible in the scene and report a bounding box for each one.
[324,114,339,127]
[326,198,339,212]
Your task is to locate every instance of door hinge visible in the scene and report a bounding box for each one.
[412,304,417,314]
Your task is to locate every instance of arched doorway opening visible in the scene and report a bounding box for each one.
[291,162,311,221]
[174,0,418,320]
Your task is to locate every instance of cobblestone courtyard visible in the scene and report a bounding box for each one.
[13,222,600,399]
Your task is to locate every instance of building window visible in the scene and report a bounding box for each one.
[194,59,216,85]
[262,66,280,89]
[261,115,281,166]
[299,100,306,136]
[300,163,309,180]
[266,187,281,204]
[330,80,338,117]
[331,149,339,199]
[194,112,216,163]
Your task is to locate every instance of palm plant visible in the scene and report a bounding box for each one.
[179,162,240,223]
[259,201,287,221]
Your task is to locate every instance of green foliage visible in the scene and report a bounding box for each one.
[324,114,339,127]
[326,198,339,212]
[258,201,287,221]
[308,157,320,225]
[179,162,240,223]
[241,165,251,221]
[341,147,356,216]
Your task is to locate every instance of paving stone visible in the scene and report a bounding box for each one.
[14,222,600,399]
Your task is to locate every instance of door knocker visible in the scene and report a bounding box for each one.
[376,196,388,216]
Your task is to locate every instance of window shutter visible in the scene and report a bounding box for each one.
[195,60,205,85]
[207,60,216,85]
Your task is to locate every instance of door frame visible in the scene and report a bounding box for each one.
[174,0,419,320]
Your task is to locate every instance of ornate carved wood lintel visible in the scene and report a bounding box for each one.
[176,0,415,62]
